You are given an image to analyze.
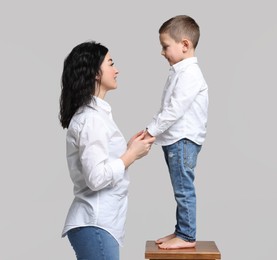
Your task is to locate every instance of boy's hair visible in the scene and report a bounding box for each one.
[159,15,200,49]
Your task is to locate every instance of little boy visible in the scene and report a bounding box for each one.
[144,15,208,249]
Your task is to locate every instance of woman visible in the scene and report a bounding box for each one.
[59,41,155,260]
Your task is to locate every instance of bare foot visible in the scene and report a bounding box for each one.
[158,237,196,249]
[155,233,176,244]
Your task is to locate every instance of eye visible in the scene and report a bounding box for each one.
[111,62,114,66]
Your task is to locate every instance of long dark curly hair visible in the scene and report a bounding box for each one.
[59,41,108,129]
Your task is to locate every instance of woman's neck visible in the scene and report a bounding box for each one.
[95,88,106,99]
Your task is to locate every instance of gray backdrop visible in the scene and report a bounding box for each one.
[1,1,276,259]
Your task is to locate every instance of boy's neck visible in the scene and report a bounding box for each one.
[183,48,195,59]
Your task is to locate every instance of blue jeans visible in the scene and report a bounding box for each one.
[162,138,202,242]
[67,226,119,260]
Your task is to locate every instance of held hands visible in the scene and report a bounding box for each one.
[143,130,154,141]
[127,130,145,148]
[121,130,155,168]
[128,130,155,159]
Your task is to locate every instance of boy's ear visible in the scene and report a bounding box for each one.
[182,38,190,52]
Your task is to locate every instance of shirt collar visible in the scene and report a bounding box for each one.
[171,57,198,73]
[89,96,112,114]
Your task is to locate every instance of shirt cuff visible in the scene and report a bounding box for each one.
[107,158,125,185]
[147,123,163,137]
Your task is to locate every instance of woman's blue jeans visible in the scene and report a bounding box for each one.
[162,138,202,242]
[67,226,119,260]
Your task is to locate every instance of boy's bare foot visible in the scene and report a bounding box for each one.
[158,237,196,249]
[155,233,176,244]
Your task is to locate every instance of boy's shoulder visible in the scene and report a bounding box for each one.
[174,57,199,72]
[178,62,203,77]
[175,61,206,86]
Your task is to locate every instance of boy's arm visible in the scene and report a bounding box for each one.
[147,72,202,136]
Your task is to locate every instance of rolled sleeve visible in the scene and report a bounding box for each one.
[78,114,125,191]
[106,158,125,185]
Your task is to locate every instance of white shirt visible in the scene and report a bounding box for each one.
[147,57,208,146]
[61,97,129,247]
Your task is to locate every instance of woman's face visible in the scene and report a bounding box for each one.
[98,52,119,93]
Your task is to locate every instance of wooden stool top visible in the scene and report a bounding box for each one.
[145,240,221,259]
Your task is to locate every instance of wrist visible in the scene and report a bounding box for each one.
[120,149,136,168]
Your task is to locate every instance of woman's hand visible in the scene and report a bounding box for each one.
[127,130,144,148]
[121,130,155,168]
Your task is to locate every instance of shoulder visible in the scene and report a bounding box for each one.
[68,106,103,133]
[179,63,205,82]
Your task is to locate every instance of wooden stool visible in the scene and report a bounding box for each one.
[145,240,221,260]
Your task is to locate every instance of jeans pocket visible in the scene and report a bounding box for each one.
[183,139,201,169]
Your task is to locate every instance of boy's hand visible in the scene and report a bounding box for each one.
[144,130,155,144]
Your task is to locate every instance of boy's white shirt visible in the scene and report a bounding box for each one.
[147,57,208,146]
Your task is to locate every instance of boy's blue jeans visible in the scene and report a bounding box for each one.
[162,138,202,242]
[67,226,119,260]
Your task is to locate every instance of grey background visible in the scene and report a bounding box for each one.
[1,1,276,259]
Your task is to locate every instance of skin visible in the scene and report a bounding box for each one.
[96,52,155,169]
[144,33,197,249]
[159,32,194,64]
[95,52,119,99]
[156,234,196,249]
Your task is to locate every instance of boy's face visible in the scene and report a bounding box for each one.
[159,32,187,66]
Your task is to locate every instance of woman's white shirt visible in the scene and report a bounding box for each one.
[62,97,129,246]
